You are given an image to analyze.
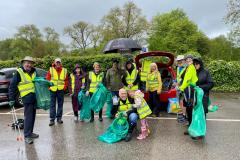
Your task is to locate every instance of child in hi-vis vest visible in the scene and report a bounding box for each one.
[129,90,152,140]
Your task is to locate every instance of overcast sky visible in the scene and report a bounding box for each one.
[0,0,230,44]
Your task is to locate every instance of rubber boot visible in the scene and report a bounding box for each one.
[125,123,136,142]
[137,126,147,140]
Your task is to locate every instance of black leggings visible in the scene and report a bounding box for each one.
[148,91,160,115]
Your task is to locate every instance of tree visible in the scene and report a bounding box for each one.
[0,39,15,60]
[12,24,45,57]
[148,9,209,55]
[100,2,148,42]
[43,27,62,56]
[64,21,93,52]
[90,26,103,51]
[225,0,240,47]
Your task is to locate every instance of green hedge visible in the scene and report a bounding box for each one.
[0,54,125,72]
[0,55,239,92]
[206,60,240,92]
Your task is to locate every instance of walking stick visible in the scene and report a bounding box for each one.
[11,106,24,141]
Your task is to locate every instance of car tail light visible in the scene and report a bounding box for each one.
[0,80,9,85]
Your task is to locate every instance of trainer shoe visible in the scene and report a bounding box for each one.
[30,133,39,139]
[25,138,34,144]
[49,121,55,126]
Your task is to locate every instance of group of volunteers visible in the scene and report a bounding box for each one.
[8,53,213,144]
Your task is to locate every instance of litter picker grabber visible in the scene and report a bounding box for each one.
[10,106,24,141]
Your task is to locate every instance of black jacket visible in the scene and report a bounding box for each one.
[195,59,214,94]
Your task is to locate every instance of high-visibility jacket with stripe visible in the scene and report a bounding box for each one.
[70,73,85,93]
[134,95,152,119]
[125,68,138,91]
[49,67,67,92]
[119,98,132,112]
[89,71,104,93]
[147,71,160,92]
[17,68,36,98]
[177,66,186,84]
[140,59,152,82]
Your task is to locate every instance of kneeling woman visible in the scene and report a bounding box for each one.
[112,88,138,142]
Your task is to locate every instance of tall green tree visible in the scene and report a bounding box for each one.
[44,27,62,56]
[225,0,240,47]
[100,2,148,42]
[12,24,45,57]
[209,35,240,61]
[148,9,209,55]
[64,21,93,52]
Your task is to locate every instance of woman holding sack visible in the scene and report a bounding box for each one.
[68,64,87,122]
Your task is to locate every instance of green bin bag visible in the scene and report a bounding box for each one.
[188,86,206,137]
[106,91,113,118]
[208,98,219,112]
[33,77,52,110]
[98,112,129,144]
[90,83,108,113]
[78,90,91,121]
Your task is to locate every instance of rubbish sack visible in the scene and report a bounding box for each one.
[98,112,129,144]
[208,98,219,112]
[167,98,181,114]
[188,86,206,137]
[78,90,91,121]
[33,77,52,110]
[106,91,113,118]
[90,83,108,113]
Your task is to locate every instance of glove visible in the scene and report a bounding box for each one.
[85,91,89,96]
[81,85,85,89]
[9,101,15,108]
[112,96,119,105]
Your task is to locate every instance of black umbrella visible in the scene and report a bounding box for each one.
[103,38,142,53]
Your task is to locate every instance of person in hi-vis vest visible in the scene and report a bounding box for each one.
[46,58,68,126]
[8,56,39,144]
[122,60,140,91]
[86,62,105,122]
[68,64,87,122]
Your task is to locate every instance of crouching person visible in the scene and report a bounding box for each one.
[129,90,152,140]
[8,56,39,144]
[112,88,138,142]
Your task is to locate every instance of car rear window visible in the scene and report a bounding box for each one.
[4,70,16,79]
[0,72,6,80]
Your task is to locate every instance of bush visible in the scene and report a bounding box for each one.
[0,54,125,72]
[207,60,240,92]
[1,54,239,92]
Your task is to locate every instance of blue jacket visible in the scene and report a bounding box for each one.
[8,66,38,104]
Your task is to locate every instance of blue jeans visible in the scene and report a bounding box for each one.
[128,113,138,125]
[50,90,64,121]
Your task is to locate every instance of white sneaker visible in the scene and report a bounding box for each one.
[74,116,78,122]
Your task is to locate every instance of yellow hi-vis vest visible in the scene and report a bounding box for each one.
[17,68,36,98]
[177,67,186,84]
[49,67,67,92]
[70,73,85,93]
[134,95,152,119]
[125,68,138,91]
[119,98,132,112]
[147,72,159,91]
[140,59,152,82]
[89,71,104,93]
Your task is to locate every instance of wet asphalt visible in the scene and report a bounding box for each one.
[0,93,240,160]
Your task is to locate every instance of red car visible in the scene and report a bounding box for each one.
[135,51,177,103]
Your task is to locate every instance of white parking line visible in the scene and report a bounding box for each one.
[1,112,240,122]
[63,111,73,116]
